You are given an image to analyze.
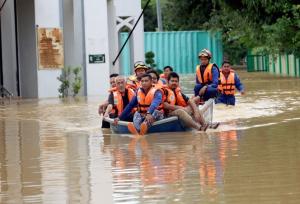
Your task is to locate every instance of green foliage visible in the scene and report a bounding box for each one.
[57,66,71,98]
[145,51,157,68]
[145,0,300,63]
[208,0,300,58]
[57,66,82,98]
[72,67,82,97]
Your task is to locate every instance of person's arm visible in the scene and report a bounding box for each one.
[147,91,162,114]
[98,100,108,115]
[104,104,113,117]
[208,65,219,88]
[234,74,245,94]
[118,96,138,120]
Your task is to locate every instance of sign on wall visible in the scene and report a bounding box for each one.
[37,28,64,69]
[89,54,105,63]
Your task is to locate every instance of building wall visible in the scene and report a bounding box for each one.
[114,0,145,69]
[83,0,110,96]
[1,0,18,96]
[16,0,38,98]
[35,0,62,98]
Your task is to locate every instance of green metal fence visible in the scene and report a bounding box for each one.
[120,31,223,75]
[247,53,300,77]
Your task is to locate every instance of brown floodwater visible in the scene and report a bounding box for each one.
[0,70,300,204]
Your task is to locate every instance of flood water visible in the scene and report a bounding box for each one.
[0,70,300,204]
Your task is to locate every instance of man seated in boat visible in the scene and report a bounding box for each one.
[103,76,136,122]
[159,66,173,85]
[216,60,245,105]
[115,73,164,135]
[194,49,220,102]
[146,69,165,88]
[99,73,119,128]
[163,72,209,131]
[127,61,149,90]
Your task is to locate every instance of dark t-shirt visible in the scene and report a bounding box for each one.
[108,89,130,115]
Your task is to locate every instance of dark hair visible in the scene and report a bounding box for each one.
[110,73,119,78]
[146,70,159,79]
[168,72,179,81]
[222,60,231,66]
[140,73,152,80]
[163,66,173,71]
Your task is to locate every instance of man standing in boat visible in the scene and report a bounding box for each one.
[103,76,136,121]
[115,74,164,135]
[194,49,219,101]
[163,72,209,131]
[216,61,245,105]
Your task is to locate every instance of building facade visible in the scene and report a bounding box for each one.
[0,0,144,98]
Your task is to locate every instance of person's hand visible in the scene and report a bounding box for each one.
[98,105,103,115]
[103,112,109,118]
[145,113,155,125]
[113,118,119,125]
[199,86,207,96]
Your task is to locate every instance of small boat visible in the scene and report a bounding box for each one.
[103,98,214,134]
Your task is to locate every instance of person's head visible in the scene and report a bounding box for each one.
[134,61,148,78]
[146,70,159,84]
[168,72,180,89]
[163,66,173,77]
[109,73,119,88]
[198,49,212,66]
[140,74,153,90]
[115,76,126,92]
[222,60,231,74]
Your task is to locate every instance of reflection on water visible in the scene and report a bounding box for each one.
[0,71,300,203]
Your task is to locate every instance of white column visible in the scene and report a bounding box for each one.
[35,0,62,98]
[83,0,110,96]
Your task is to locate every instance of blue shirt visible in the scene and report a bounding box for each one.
[119,88,162,120]
[234,73,244,92]
[195,64,219,88]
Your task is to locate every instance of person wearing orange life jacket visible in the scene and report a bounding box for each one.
[103,76,136,122]
[194,49,220,101]
[216,61,245,105]
[115,74,164,135]
[146,69,165,88]
[159,66,173,85]
[127,61,149,90]
[99,73,119,128]
[163,72,209,131]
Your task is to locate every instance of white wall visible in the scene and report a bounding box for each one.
[114,0,144,63]
[35,0,62,98]
[83,0,110,96]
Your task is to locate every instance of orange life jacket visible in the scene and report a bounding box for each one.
[196,63,214,85]
[137,87,163,113]
[111,88,135,116]
[164,87,188,107]
[160,73,167,79]
[219,71,235,95]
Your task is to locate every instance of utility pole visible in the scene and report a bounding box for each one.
[156,0,163,31]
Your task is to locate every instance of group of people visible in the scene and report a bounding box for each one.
[99,49,245,135]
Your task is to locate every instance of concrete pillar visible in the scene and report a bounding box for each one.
[83,0,110,96]
[1,0,18,96]
[63,0,86,96]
